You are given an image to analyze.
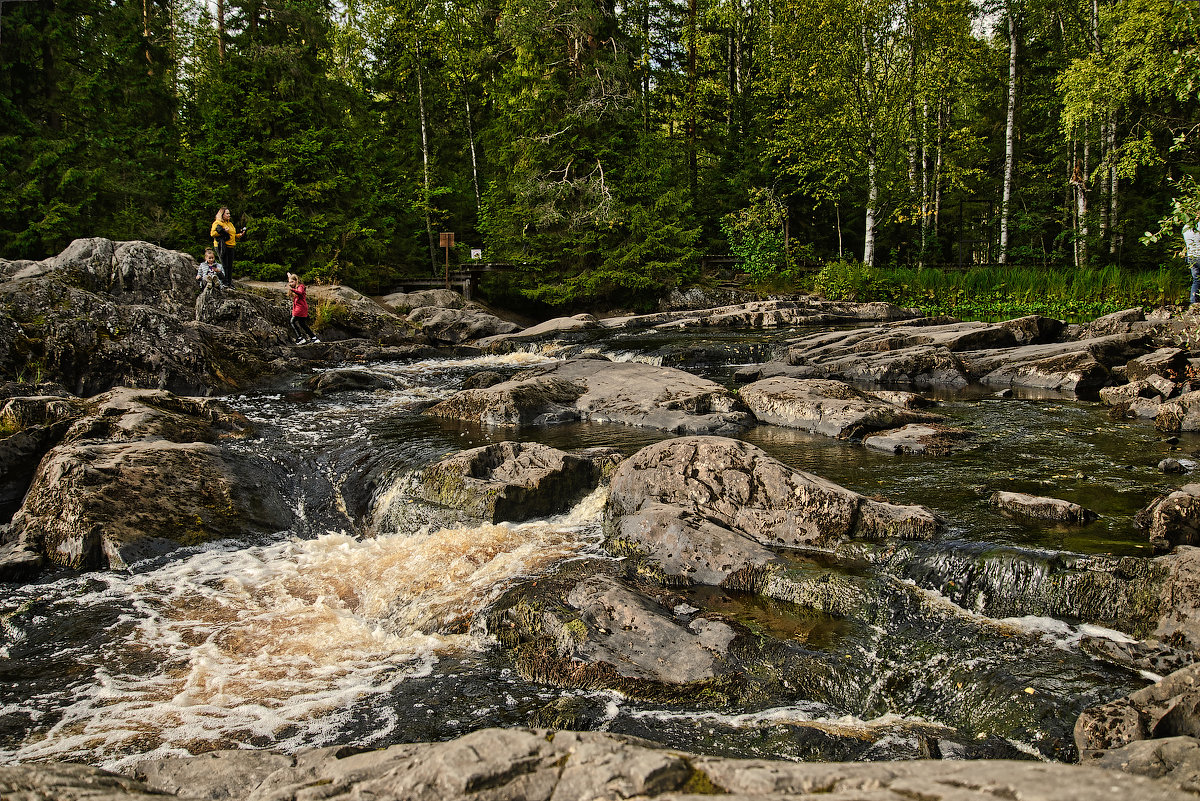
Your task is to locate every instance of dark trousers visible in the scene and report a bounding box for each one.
[291,315,314,340]
[216,243,235,285]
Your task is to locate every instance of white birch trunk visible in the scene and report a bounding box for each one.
[999,7,1018,265]
[416,42,437,273]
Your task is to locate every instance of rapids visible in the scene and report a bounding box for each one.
[0,329,1188,770]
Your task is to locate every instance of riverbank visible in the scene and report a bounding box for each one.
[2,239,1200,797]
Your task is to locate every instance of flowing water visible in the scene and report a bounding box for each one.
[0,329,1192,771]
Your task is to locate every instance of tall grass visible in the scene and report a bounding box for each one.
[808,262,1186,322]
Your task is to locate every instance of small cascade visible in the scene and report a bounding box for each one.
[0,489,608,770]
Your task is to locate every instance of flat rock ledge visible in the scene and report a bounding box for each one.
[427,358,752,435]
[2,727,1187,801]
[738,377,945,439]
[991,490,1098,525]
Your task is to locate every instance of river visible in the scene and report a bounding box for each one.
[0,325,1186,770]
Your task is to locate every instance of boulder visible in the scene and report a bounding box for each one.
[606,436,942,550]
[738,377,944,439]
[8,438,293,570]
[1,388,291,572]
[479,314,600,348]
[404,441,619,524]
[1150,546,1200,653]
[558,575,738,683]
[736,316,1154,396]
[1137,484,1200,552]
[304,369,400,395]
[406,305,521,344]
[863,423,973,455]
[1156,390,1200,433]
[608,500,784,586]
[991,491,1098,525]
[379,288,465,312]
[1082,736,1200,793]
[1127,348,1190,383]
[427,359,752,435]
[0,240,428,395]
[1075,663,1200,757]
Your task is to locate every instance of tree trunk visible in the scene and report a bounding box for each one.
[416,42,437,274]
[999,6,1018,265]
[864,147,878,267]
[217,0,226,64]
[464,90,482,222]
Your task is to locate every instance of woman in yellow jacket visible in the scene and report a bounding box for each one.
[210,207,245,286]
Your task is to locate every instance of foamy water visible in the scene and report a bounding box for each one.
[0,487,607,770]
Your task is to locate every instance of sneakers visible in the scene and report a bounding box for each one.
[295,337,306,344]
[309,337,321,343]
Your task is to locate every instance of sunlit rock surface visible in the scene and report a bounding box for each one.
[427,359,753,435]
[5,727,1187,801]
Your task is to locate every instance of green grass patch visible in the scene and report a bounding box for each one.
[801,261,1187,322]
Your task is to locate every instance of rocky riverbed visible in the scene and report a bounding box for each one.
[3,239,1200,798]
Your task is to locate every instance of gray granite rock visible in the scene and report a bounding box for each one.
[95,727,1195,800]
[427,359,752,435]
[863,423,973,455]
[739,377,944,439]
[606,436,942,550]
[405,441,618,524]
[991,490,1098,525]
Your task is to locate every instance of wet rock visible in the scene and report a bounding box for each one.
[739,377,945,439]
[560,575,737,683]
[1160,458,1190,474]
[461,370,504,389]
[0,540,44,582]
[304,369,400,395]
[110,727,1192,800]
[379,288,465,311]
[406,441,616,524]
[2,388,291,572]
[427,359,752,435]
[1081,636,1196,677]
[606,436,942,550]
[850,539,1167,633]
[0,420,72,522]
[607,501,783,586]
[991,490,1098,525]
[1075,662,1200,758]
[406,305,521,344]
[8,438,292,570]
[1083,736,1200,793]
[1150,546,1200,653]
[1127,348,1190,383]
[864,423,973,455]
[1155,390,1200,433]
[1137,485,1200,552]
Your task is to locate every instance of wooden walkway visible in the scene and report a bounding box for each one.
[392,263,519,300]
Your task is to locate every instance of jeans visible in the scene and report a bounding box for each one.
[1190,256,1200,305]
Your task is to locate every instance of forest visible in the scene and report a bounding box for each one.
[0,0,1198,311]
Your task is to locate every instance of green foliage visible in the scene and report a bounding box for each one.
[819,262,1184,320]
[720,188,787,281]
[812,260,877,302]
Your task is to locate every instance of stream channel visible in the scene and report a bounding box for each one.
[0,323,1192,771]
